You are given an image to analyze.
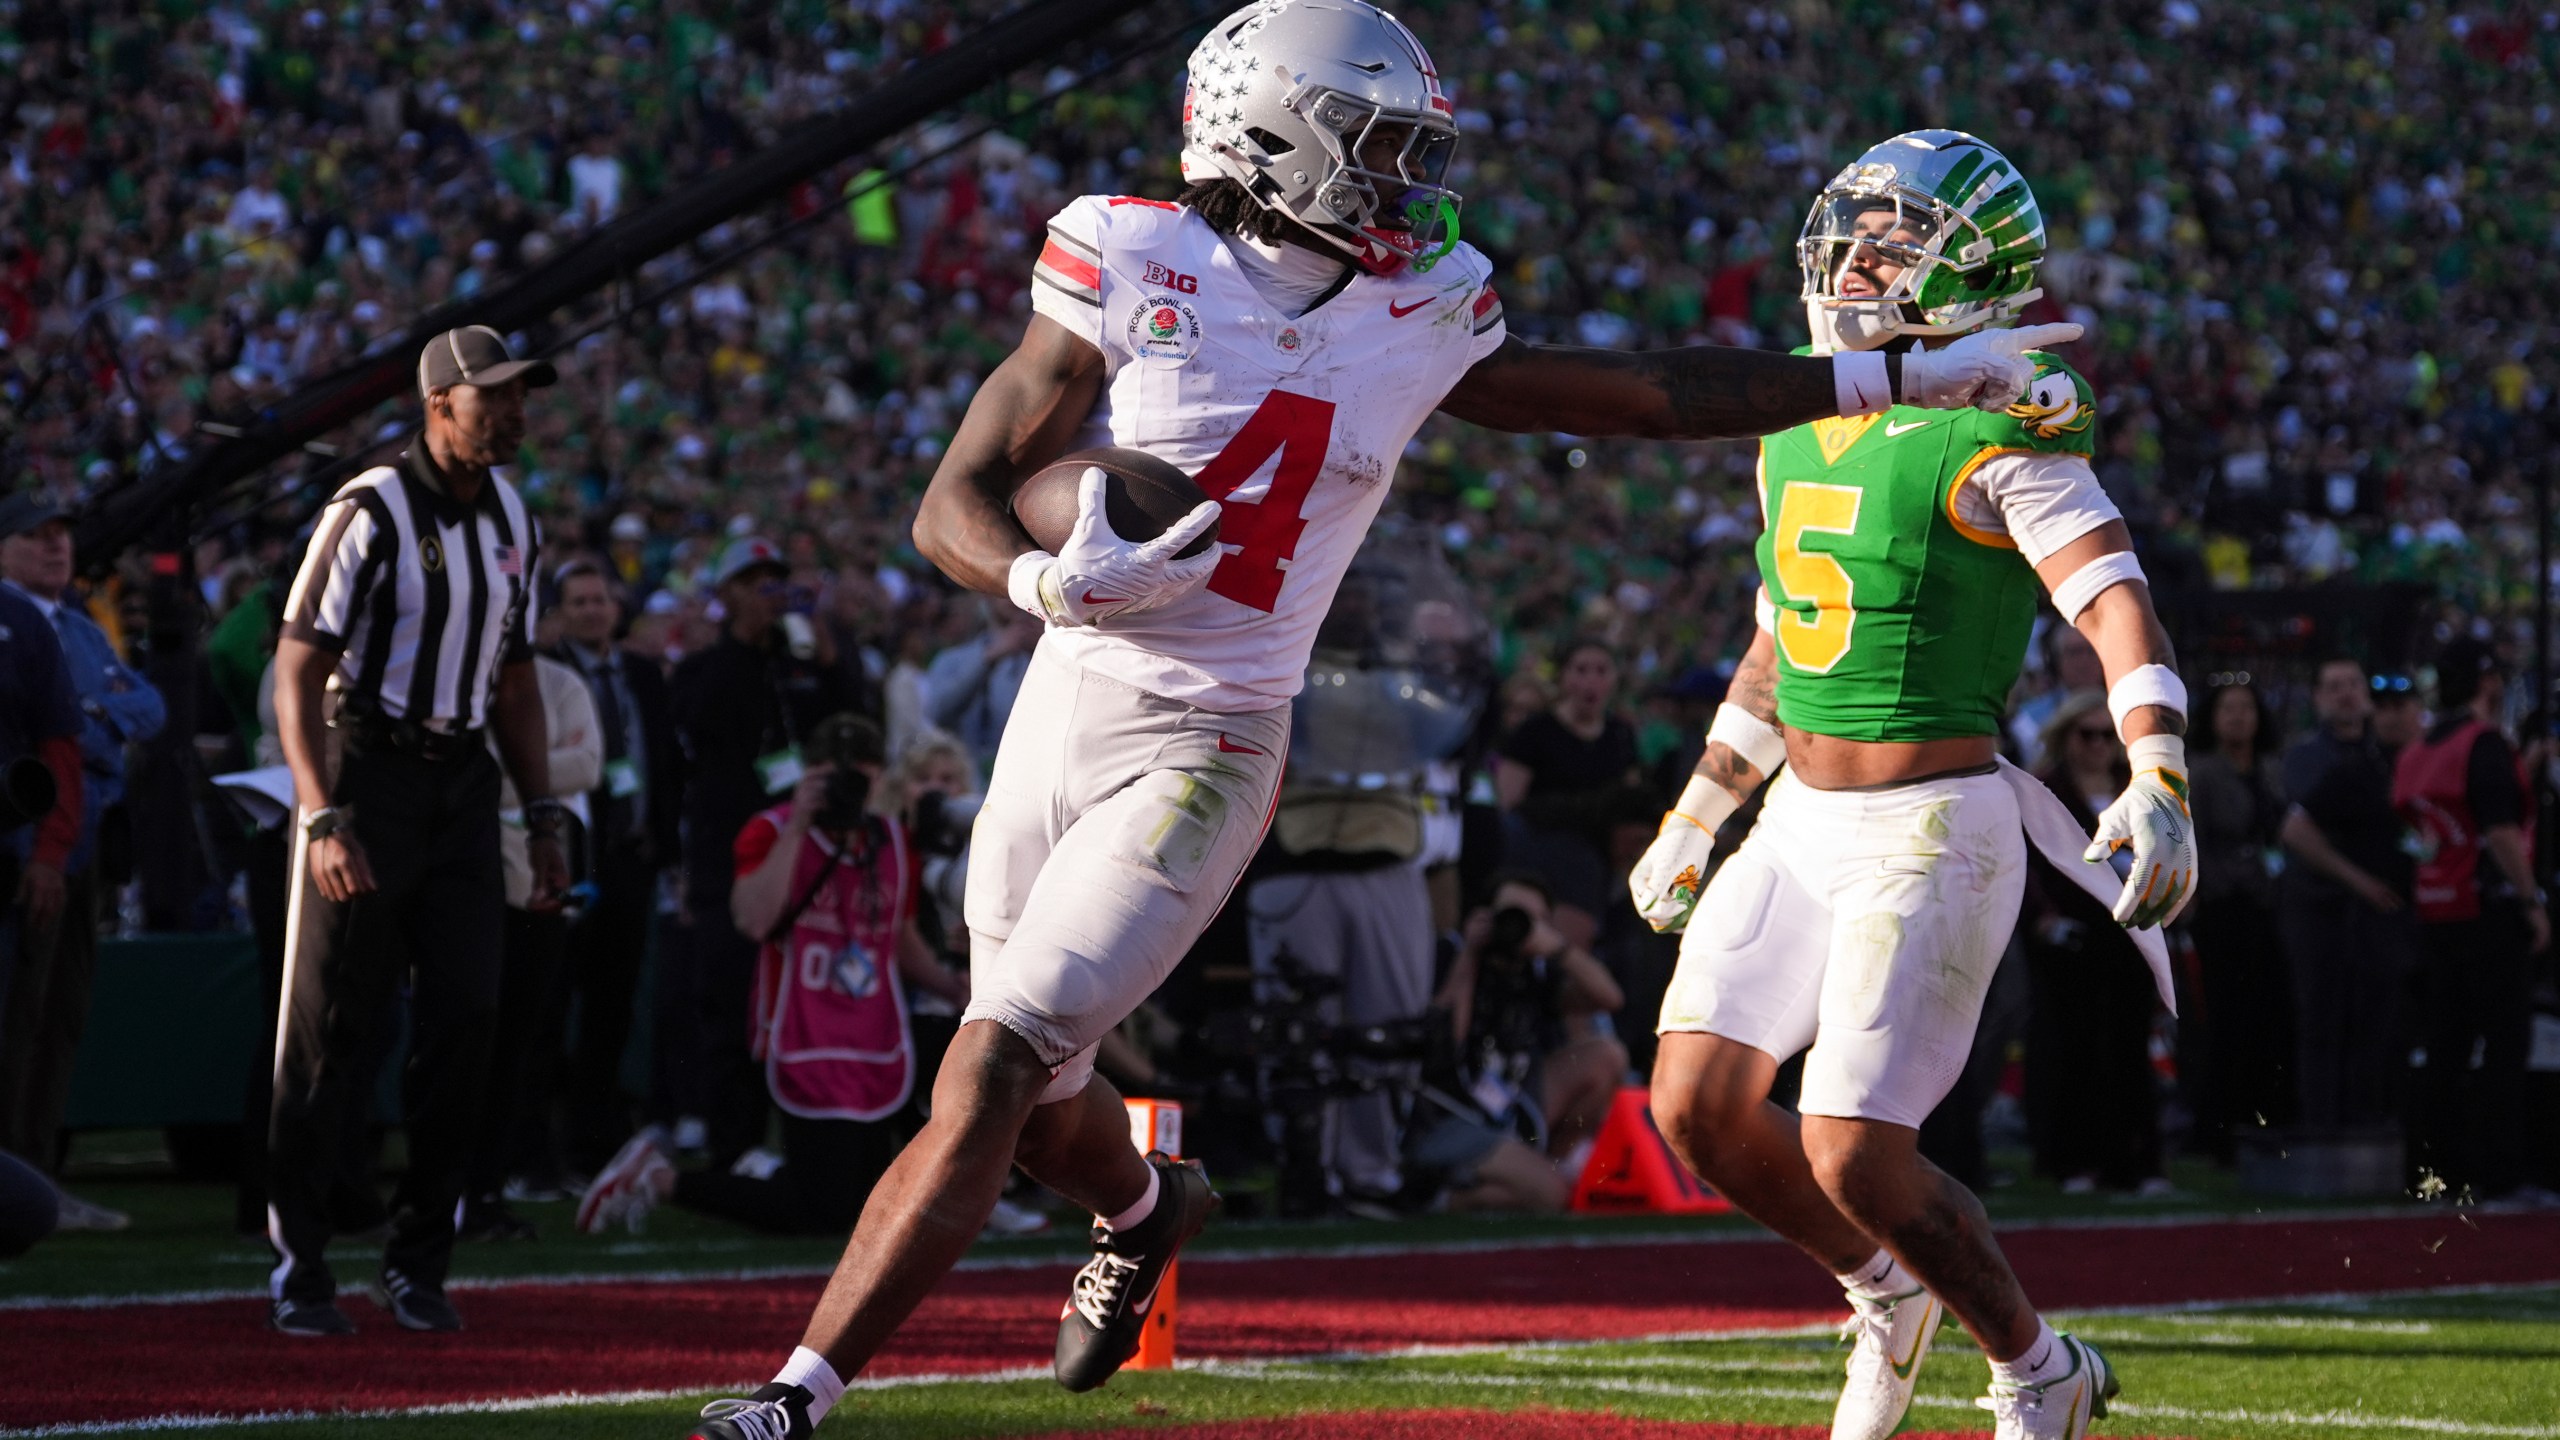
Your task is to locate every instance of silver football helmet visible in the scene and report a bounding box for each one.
[1180,0,1462,275]
[1798,130,2048,353]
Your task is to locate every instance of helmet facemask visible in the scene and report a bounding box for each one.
[1180,0,1467,277]
[1285,87,1463,274]
[1798,183,2041,353]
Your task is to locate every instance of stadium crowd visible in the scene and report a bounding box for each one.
[2,0,2557,1232]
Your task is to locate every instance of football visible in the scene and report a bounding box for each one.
[1009,446,1220,559]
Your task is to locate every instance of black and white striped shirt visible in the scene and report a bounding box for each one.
[283,446,536,730]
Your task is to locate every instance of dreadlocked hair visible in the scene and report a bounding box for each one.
[1177,178,1304,248]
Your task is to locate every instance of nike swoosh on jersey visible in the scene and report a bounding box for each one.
[1080,590,1131,606]
[1884,420,1931,436]
[1216,735,1265,755]
[1387,298,1431,318]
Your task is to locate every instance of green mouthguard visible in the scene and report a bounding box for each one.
[1405,195,1460,273]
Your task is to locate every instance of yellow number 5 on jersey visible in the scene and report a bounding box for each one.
[1772,481,1862,673]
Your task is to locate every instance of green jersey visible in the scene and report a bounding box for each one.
[1754,352,2098,742]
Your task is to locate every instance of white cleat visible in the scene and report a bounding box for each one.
[1832,1286,1943,1440]
[1979,1333,2118,1440]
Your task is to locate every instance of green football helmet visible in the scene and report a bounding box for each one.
[1797,130,2046,353]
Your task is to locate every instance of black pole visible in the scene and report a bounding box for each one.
[75,0,1166,563]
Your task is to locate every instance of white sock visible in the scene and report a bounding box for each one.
[1989,1319,2067,1387]
[1834,1248,1915,1301]
[774,1346,845,1424]
[1101,1165,1161,1233]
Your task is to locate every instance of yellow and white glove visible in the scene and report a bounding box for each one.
[1630,774,1727,934]
[1008,467,1222,627]
[1899,322,2084,413]
[2084,733,2198,928]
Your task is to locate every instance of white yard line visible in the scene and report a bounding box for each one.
[0,1368,1048,1439]
[1233,1366,2560,1440]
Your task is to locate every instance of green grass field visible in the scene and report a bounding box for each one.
[93,1288,2560,1440]
[14,1133,2560,1440]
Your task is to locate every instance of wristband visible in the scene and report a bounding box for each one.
[2107,664,2188,738]
[1664,773,1737,837]
[2125,733,2188,792]
[1833,350,1891,418]
[1707,702,1788,778]
[524,798,569,835]
[2050,550,2147,625]
[1007,550,1064,625]
[301,806,342,841]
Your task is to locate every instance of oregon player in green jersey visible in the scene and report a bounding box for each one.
[1625,133,2198,1440]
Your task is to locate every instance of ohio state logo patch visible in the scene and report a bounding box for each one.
[1127,294,1201,363]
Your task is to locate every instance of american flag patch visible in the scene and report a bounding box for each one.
[493,545,522,576]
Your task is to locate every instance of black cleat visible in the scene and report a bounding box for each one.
[1053,1154,1213,1392]
[688,1382,814,1440]
[269,1296,356,1337]
[371,1268,464,1331]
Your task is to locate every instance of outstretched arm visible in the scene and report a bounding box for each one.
[1437,323,2081,441]
[1437,337,1876,441]
[911,314,1107,596]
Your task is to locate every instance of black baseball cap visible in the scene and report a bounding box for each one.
[416,325,559,398]
[0,492,72,539]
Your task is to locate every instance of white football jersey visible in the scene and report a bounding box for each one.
[1027,194,1505,712]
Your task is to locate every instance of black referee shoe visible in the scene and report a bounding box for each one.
[1053,1155,1213,1392]
[371,1268,464,1332]
[270,1296,356,1337]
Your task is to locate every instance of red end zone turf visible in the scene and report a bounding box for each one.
[9,1211,2558,1430]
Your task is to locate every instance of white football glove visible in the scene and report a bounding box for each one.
[2083,733,2199,929]
[1009,467,1222,627]
[1628,775,1730,933]
[1898,322,2084,413]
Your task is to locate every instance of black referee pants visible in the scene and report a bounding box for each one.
[268,744,503,1306]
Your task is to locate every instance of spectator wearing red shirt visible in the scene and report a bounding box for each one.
[577,715,964,1237]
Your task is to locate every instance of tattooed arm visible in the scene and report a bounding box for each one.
[1628,623,1785,933]
[1695,627,1782,807]
[911,314,1108,596]
[1438,337,1899,441]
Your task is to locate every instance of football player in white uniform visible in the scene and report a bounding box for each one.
[670,6,2080,1436]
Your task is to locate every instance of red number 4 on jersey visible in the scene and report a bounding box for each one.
[1191,389,1335,613]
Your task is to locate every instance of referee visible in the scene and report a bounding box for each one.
[266,326,569,1337]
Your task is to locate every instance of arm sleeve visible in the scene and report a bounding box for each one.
[2468,731,2524,829]
[1967,451,2124,567]
[281,494,380,651]
[31,735,82,870]
[506,517,540,665]
[1028,196,1109,346]
[733,811,783,878]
